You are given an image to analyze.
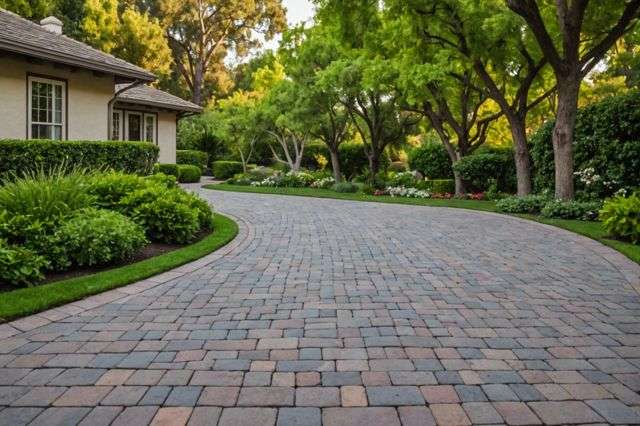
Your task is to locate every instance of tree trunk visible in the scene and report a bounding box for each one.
[553,78,581,200]
[368,153,380,181]
[192,61,204,105]
[508,116,533,196]
[453,168,466,196]
[329,148,342,182]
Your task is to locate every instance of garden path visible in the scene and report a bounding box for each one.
[0,189,639,425]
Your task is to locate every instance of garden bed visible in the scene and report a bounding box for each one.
[0,213,238,322]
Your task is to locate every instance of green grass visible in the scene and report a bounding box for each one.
[206,184,639,265]
[0,213,238,322]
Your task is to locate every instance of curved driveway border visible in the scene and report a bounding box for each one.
[0,188,638,426]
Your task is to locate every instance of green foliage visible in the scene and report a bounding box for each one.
[212,161,244,179]
[154,163,180,178]
[408,143,453,179]
[332,181,359,193]
[177,150,209,170]
[55,208,147,267]
[338,143,390,179]
[530,92,640,198]
[453,149,516,192]
[418,179,455,194]
[388,162,408,172]
[177,165,202,183]
[386,171,418,187]
[0,239,48,287]
[541,200,602,221]
[0,139,158,178]
[88,171,147,210]
[145,173,178,189]
[301,142,331,170]
[496,195,550,214]
[600,192,640,244]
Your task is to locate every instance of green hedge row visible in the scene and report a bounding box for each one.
[177,150,209,169]
[213,161,243,179]
[0,139,159,178]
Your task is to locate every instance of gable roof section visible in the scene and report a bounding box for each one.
[115,84,203,113]
[0,9,155,82]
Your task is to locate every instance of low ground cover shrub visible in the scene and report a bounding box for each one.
[496,195,549,214]
[600,192,640,243]
[213,161,243,179]
[0,139,158,178]
[332,182,359,193]
[0,240,48,286]
[541,200,602,221]
[177,150,209,170]
[408,143,453,179]
[178,165,202,183]
[418,179,455,194]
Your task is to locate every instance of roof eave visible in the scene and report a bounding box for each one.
[114,98,203,113]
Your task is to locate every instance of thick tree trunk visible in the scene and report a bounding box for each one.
[329,148,342,182]
[368,153,381,181]
[453,168,466,196]
[507,117,533,196]
[553,79,581,200]
[192,61,204,105]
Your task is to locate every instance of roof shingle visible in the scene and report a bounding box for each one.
[115,84,203,113]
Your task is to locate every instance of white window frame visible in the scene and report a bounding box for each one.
[112,110,123,141]
[124,111,143,141]
[27,75,66,140]
[143,113,156,144]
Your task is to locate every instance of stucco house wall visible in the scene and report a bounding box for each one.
[157,111,177,164]
[0,56,113,140]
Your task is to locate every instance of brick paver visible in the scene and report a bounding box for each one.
[0,189,639,424]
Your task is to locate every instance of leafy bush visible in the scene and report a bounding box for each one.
[338,143,390,179]
[387,171,419,187]
[541,200,602,220]
[600,192,640,243]
[389,161,408,172]
[177,150,209,170]
[332,182,359,193]
[408,143,453,179]
[418,179,455,194]
[55,208,147,267]
[310,176,336,189]
[213,161,243,179]
[453,149,516,192]
[0,139,158,178]
[496,195,550,214]
[154,163,180,178]
[88,172,147,210]
[178,165,202,183]
[145,173,178,189]
[530,91,640,198]
[301,142,330,170]
[0,239,48,286]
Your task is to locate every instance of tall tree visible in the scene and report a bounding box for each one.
[157,0,286,105]
[506,0,640,200]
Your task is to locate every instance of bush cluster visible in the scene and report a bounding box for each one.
[408,143,453,179]
[0,169,213,287]
[177,150,209,170]
[213,161,244,179]
[154,163,180,178]
[540,200,602,221]
[600,192,640,243]
[495,195,550,214]
[0,139,158,178]
[417,179,455,194]
[338,143,390,179]
[178,165,202,183]
[453,148,516,192]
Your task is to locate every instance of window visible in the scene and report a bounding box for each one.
[125,112,142,141]
[28,76,65,140]
[144,113,156,143]
[112,110,122,140]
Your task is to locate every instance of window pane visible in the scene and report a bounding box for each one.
[112,112,120,140]
[53,126,62,140]
[145,116,154,142]
[128,114,141,141]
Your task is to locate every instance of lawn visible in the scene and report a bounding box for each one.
[0,213,238,322]
[206,184,639,265]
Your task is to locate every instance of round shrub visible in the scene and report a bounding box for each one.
[154,163,180,178]
[0,239,48,287]
[212,161,243,179]
[530,91,640,198]
[178,165,202,183]
[88,172,147,210]
[176,150,209,169]
[332,182,358,193]
[540,200,602,220]
[599,192,640,244]
[495,195,550,214]
[453,149,516,192]
[55,208,147,267]
[408,143,453,179]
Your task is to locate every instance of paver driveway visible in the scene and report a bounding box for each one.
[1,189,639,426]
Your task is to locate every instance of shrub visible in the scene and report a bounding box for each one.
[301,142,330,170]
[338,143,390,179]
[387,171,419,187]
[541,200,602,220]
[176,150,209,169]
[453,149,516,192]
[332,182,358,193]
[387,186,431,198]
[408,143,453,179]
[0,139,158,178]
[145,173,178,189]
[248,167,275,180]
[154,163,180,178]
[0,239,48,287]
[212,161,243,179]
[418,179,455,194]
[178,165,202,183]
[496,195,550,214]
[88,172,147,210]
[600,192,640,243]
[530,91,640,198]
[388,161,409,173]
[310,176,335,189]
[55,208,147,267]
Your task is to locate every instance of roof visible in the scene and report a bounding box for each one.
[115,84,203,113]
[0,9,155,82]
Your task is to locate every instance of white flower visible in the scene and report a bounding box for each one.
[386,186,430,198]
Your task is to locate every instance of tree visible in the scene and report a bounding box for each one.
[506,0,640,200]
[0,0,52,19]
[157,0,287,105]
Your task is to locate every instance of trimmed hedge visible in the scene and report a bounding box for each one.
[338,143,390,179]
[154,163,180,178]
[408,143,453,179]
[213,161,243,179]
[0,139,158,178]
[178,165,202,183]
[453,148,516,192]
[177,150,209,170]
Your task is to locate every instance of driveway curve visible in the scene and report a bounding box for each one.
[0,189,639,426]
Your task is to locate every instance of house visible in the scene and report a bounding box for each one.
[0,9,202,163]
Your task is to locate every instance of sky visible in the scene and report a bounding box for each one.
[262,0,316,51]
